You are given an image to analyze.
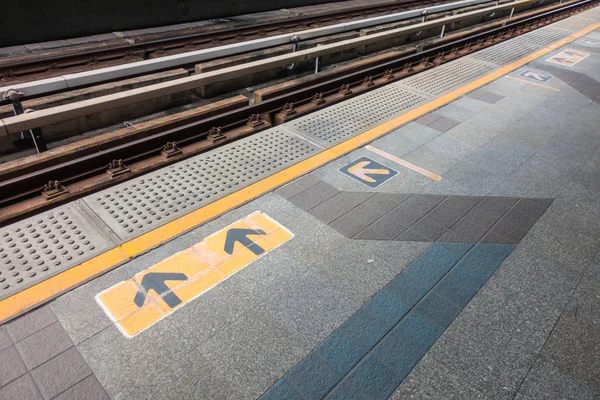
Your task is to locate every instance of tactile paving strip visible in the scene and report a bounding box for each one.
[399,58,496,96]
[0,205,111,300]
[518,26,575,48]
[579,7,600,19]
[287,86,428,146]
[550,15,599,31]
[469,39,540,65]
[84,128,319,240]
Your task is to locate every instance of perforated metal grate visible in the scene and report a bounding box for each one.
[0,205,110,300]
[550,16,598,31]
[288,86,428,145]
[85,128,319,240]
[399,58,496,96]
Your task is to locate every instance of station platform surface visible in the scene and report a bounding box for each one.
[1,8,600,400]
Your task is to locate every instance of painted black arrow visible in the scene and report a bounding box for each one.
[133,272,188,309]
[224,228,267,256]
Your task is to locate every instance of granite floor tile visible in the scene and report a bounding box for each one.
[309,192,374,224]
[0,374,43,400]
[16,322,73,370]
[283,353,341,400]
[354,217,409,240]
[262,271,360,346]
[5,306,57,343]
[288,181,340,211]
[390,354,486,400]
[53,375,109,400]
[427,116,460,132]
[197,310,311,398]
[30,347,92,400]
[0,327,12,352]
[0,346,27,386]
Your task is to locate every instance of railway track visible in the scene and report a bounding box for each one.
[0,0,455,87]
[0,0,596,226]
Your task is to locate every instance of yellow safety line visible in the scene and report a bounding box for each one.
[366,145,442,181]
[505,75,562,91]
[1,21,598,324]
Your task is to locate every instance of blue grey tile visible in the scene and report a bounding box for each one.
[364,290,410,326]
[384,274,429,308]
[372,329,424,379]
[438,242,474,258]
[260,380,303,400]
[346,355,403,399]
[421,244,464,272]
[413,292,462,328]
[340,309,390,350]
[284,353,341,400]
[461,243,516,272]
[402,256,447,289]
[393,312,445,351]
[432,274,478,308]
[316,330,367,376]
[450,259,494,290]
[325,380,366,400]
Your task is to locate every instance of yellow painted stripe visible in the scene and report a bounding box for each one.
[505,75,561,91]
[1,21,598,324]
[366,145,442,181]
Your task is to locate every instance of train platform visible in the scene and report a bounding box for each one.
[1,7,600,400]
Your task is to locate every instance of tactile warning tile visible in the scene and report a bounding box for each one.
[287,86,428,146]
[399,58,496,96]
[470,26,575,65]
[0,205,111,300]
[469,39,539,65]
[518,26,577,48]
[550,15,599,32]
[84,128,319,241]
[579,7,600,20]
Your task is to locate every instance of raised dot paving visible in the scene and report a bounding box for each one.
[0,205,111,301]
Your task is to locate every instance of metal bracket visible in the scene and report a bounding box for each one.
[3,90,48,153]
[106,159,130,177]
[42,180,68,200]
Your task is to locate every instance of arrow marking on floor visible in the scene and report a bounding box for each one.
[224,228,267,255]
[348,161,390,183]
[133,272,188,308]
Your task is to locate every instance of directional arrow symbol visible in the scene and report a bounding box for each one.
[133,272,188,308]
[224,228,267,255]
[348,160,390,183]
[522,72,549,82]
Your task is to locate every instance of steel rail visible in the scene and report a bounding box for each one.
[0,0,500,98]
[0,0,528,134]
[0,0,594,223]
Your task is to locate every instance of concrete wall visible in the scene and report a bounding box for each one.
[1,0,342,47]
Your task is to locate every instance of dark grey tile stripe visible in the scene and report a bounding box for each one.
[0,306,109,400]
[278,176,554,245]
